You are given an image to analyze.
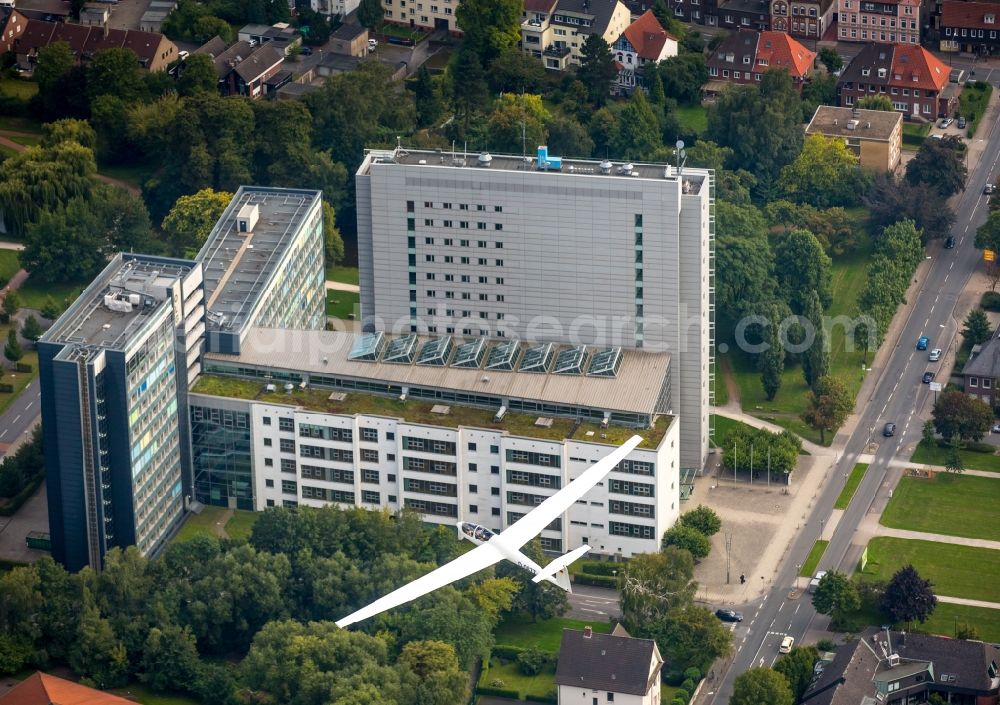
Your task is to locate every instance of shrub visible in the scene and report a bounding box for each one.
[492,645,525,660]
[816,639,836,652]
[478,686,519,699]
[579,560,624,576]
[572,573,618,588]
[683,667,702,681]
[0,383,12,393]
[982,291,1000,311]
[14,363,31,373]
[671,699,686,705]
[674,689,690,703]
[517,648,550,676]
[681,678,696,693]
[525,695,557,704]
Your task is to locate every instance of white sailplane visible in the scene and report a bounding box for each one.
[335,434,643,628]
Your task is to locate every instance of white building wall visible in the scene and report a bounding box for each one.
[557,686,656,705]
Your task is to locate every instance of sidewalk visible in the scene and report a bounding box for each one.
[874,525,1000,551]
[325,281,360,293]
[936,594,1000,610]
[857,455,1000,479]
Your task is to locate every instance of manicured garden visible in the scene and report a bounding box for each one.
[495,616,611,653]
[171,505,259,544]
[799,539,829,577]
[834,463,869,510]
[879,473,1000,541]
[910,441,1000,472]
[858,537,1000,603]
[478,658,557,700]
[326,290,360,319]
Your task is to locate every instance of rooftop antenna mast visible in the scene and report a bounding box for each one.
[675,139,687,177]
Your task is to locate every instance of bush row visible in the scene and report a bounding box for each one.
[572,573,619,589]
[577,560,625,576]
[0,472,43,517]
[475,686,520,699]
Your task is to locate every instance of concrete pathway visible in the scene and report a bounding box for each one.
[936,594,1000,610]
[325,280,360,293]
[0,242,23,251]
[874,525,1000,551]
[855,454,1000,479]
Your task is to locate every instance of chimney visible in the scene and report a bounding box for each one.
[584,626,593,639]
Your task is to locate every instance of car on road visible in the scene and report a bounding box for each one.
[993,423,1000,434]
[715,609,744,623]
[958,116,967,129]
[883,422,896,437]
[928,348,942,361]
[986,184,995,195]
[945,236,956,249]
[917,336,929,350]
[779,636,795,654]
[940,117,954,128]
[299,45,313,55]
[922,371,935,384]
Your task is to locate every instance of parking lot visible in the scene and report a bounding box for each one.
[107,0,153,31]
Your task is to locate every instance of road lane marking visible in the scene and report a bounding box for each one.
[12,415,19,423]
[794,604,800,614]
[24,402,32,410]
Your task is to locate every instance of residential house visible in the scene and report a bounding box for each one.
[329,22,369,57]
[770,0,835,40]
[805,105,903,171]
[837,0,921,43]
[0,9,178,71]
[719,0,771,31]
[611,10,678,92]
[706,29,815,93]
[837,43,955,118]
[381,0,461,34]
[193,35,228,59]
[962,332,1000,407]
[802,629,1000,705]
[940,0,1000,54]
[0,673,138,705]
[521,0,631,70]
[666,0,721,28]
[555,625,665,705]
[237,22,301,55]
[214,42,286,98]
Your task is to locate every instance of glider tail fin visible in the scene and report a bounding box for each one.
[532,544,591,592]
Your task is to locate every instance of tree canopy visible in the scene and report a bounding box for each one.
[881,565,938,625]
[801,376,853,445]
[906,135,967,197]
[932,390,993,443]
[731,668,794,705]
[778,134,867,208]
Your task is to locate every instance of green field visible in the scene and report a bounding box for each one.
[0,249,18,283]
[727,228,872,445]
[800,540,829,577]
[834,463,869,510]
[676,105,708,136]
[479,659,556,700]
[171,506,258,544]
[326,290,360,319]
[0,78,38,100]
[224,510,259,541]
[918,602,1000,643]
[910,442,1000,472]
[858,537,1000,603]
[880,473,1000,542]
[16,275,87,314]
[0,311,38,417]
[960,82,993,136]
[326,265,359,285]
[495,616,612,653]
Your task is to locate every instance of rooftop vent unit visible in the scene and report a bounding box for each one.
[600,159,613,174]
[236,203,259,233]
[888,654,900,667]
[535,417,554,428]
[847,119,859,130]
[328,391,346,401]
[265,383,276,392]
[494,406,507,422]
[617,163,634,175]
[477,152,493,167]
[103,293,136,313]
[283,383,294,393]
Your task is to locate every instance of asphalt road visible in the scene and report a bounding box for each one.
[566,584,622,621]
[0,380,39,460]
[704,96,1000,705]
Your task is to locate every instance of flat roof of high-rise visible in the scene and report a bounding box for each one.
[42,254,194,351]
[360,146,709,190]
[197,186,321,336]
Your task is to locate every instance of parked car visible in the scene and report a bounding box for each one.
[958,116,967,129]
[922,371,935,384]
[368,38,379,51]
[779,636,795,653]
[883,422,896,437]
[939,117,954,128]
[715,609,744,623]
[986,184,995,195]
[992,423,1000,433]
[945,236,956,249]
[299,45,313,55]
[808,570,827,593]
[928,348,942,361]
[917,336,929,350]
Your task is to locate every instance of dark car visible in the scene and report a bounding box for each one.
[715,609,744,623]
[945,236,956,249]
[883,422,896,437]
[958,116,967,129]
[922,371,935,384]
[299,45,314,55]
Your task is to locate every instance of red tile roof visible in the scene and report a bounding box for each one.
[0,673,136,705]
[756,30,815,78]
[941,0,1000,30]
[621,10,676,61]
[891,44,948,92]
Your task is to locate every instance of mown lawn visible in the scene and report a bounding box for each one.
[960,81,993,136]
[879,473,1000,542]
[834,463,869,510]
[918,602,1000,643]
[800,540,829,577]
[326,290,360,319]
[325,265,359,285]
[0,78,38,100]
[224,510,259,541]
[0,115,42,133]
[479,659,556,700]
[495,616,611,653]
[7,134,39,147]
[16,273,87,314]
[910,442,1000,472]
[0,249,19,283]
[858,537,1000,603]
[675,105,708,136]
[727,226,873,445]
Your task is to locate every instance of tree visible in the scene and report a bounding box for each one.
[678,505,721,537]
[323,201,345,267]
[855,95,893,111]
[454,0,522,64]
[774,646,820,702]
[748,299,792,401]
[34,42,88,120]
[921,419,936,448]
[976,209,1000,258]
[70,600,129,688]
[177,53,218,96]
[801,289,829,391]
[648,67,667,107]
[731,668,794,705]
[399,640,468,705]
[962,307,992,346]
[487,93,550,154]
[801,376,853,445]
[867,175,955,243]
[413,65,443,128]
[2,291,18,319]
[932,390,993,442]
[577,34,617,106]
[488,48,548,94]
[658,53,708,106]
[881,565,937,625]
[818,47,843,74]
[21,316,42,345]
[773,229,832,312]
[778,135,867,208]
[450,48,489,133]
[161,188,234,257]
[612,90,662,160]
[945,435,965,474]
[41,119,97,151]
[3,330,22,364]
[620,548,697,629]
[656,606,732,678]
[139,624,201,692]
[956,623,980,640]
[87,48,146,104]
[356,0,384,29]
[661,524,712,560]
[906,135,967,197]
[497,539,569,623]
[811,571,860,615]
[545,115,594,158]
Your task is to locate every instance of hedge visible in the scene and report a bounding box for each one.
[983,291,1000,312]
[14,362,31,373]
[573,573,618,588]
[902,132,926,148]
[476,687,521,699]
[578,560,625,576]
[934,439,994,453]
[491,645,526,660]
[0,473,43,517]
[525,695,557,704]
[0,383,12,393]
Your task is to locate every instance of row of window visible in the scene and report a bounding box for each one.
[424,255,505,266]
[403,436,456,455]
[507,469,562,489]
[410,201,501,213]
[300,445,355,463]
[261,416,295,432]
[506,449,561,467]
[841,28,919,41]
[421,221,505,234]
[944,27,999,38]
[847,83,928,97]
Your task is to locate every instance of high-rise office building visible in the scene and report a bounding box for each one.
[356,147,714,467]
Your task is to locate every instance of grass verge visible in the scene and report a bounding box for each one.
[834,463,869,510]
[225,510,259,541]
[0,249,18,282]
[0,78,38,100]
[326,290,360,319]
[800,540,829,577]
[910,442,1000,472]
[918,602,1000,643]
[495,616,612,653]
[960,81,993,137]
[879,473,1000,541]
[858,537,1000,603]
[325,265,359,285]
[479,660,555,699]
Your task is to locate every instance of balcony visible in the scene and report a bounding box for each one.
[543,44,571,58]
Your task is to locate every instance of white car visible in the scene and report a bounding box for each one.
[368,38,378,51]
[779,636,795,654]
[928,348,942,361]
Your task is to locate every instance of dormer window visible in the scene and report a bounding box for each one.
[878,67,886,77]
[986,13,995,23]
[743,55,751,63]
[862,67,870,75]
